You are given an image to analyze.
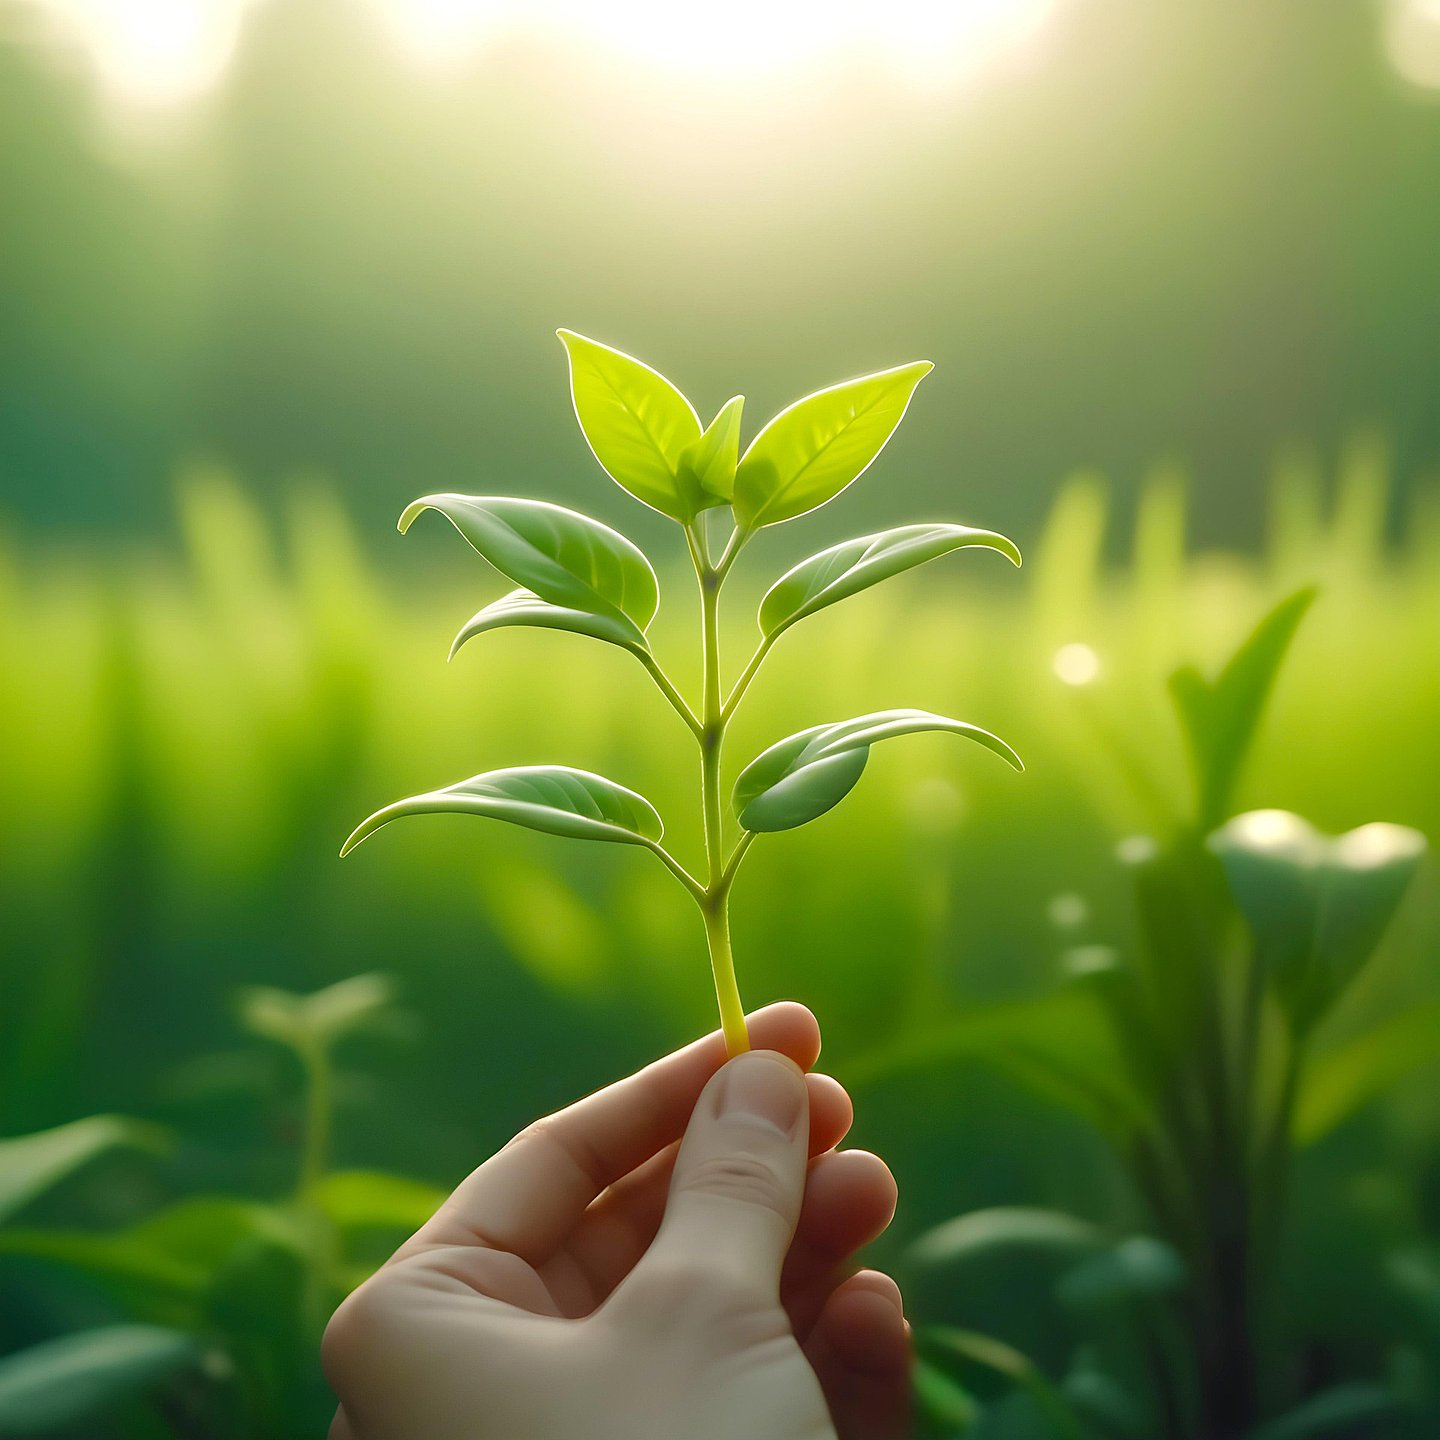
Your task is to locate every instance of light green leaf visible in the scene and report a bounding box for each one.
[913,1359,980,1431]
[0,1325,199,1436]
[449,588,649,663]
[237,974,396,1053]
[556,330,705,520]
[343,766,664,857]
[0,1199,301,1316]
[398,495,658,631]
[1297,999,1440,1143]
[0,1118,167,1226]
[1209,810,1427,1032]
[732,360,932,528]
[758,523,1021,639]
[733,709,1022,833]
[920,1328,1089,1440]
[677,395,744,504]
[308,1171,446,1235]
[1169,587,1316,828]
[907,1208,1106,1271]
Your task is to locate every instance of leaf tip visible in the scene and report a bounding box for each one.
[397,498,430,535]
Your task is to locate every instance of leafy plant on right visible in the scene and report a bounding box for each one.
[907,589,1431,1440]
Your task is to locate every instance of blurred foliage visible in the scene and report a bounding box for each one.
[0,455,1436,1434]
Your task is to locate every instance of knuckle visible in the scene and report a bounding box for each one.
[676,1151,789,1212]
[627,1259,770,1331]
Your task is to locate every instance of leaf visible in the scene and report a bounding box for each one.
[308,1171,445,1236]
[913,1359,980,1431]
[678,395,744,504]
[343,766,664,857]
[920,1328,1089,1439]
[449,588,649,663]
[398,495,658,632]
[1209,810,1427,1032]
[907,1208,1106,1271]
[0,1199,302,1309]
[1247,1385,1405,1440]
[1056,1236,1185,1308]
[0,1325,199,1436]
[0,1118,167,1225]
[733,709,1022,833]
[758,523,1021,639]
[1168,587,1316,828]
[237,974,397,1053]
[732,360,933,528]
[556,330,707,520]
[1297,999,1440,1143]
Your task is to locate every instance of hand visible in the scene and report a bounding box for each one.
[323,1002,908,1440]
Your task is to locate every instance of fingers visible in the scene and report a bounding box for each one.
[783,1149,898,1340]
[804,1270,912,1440]
[632,1051,810,1295]
[562,1071,853,1301]
[402,1002,820,1265]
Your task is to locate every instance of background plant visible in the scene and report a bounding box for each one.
[1,456,1436,1438]
[340,332,1023,1052]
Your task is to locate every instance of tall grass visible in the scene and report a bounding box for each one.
[1,454,1436,1358]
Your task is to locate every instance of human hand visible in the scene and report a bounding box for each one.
[323,1002,908,1440]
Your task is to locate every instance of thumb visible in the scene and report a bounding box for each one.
[639,1050,809,1296]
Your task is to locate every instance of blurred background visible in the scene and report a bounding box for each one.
[1,1,1439,1436]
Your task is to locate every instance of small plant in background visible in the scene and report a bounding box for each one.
[0,977,443,1438]
[341,332,1023,1053]
[903,589,1430,1439]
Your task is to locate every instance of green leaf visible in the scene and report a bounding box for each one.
[556,330,706,520]
[677,395,744,504]
[907,1208,1106,1271]
[732,360,933,528]
[1168,587,1316,827]
[920,1328,1089,1440]
[1297,999,1440,1143]
[449,588,649,662]
[0,1325,199,1436]
[913,1359,980,1431]
[307,1171,445,1236]
[733,709,1022,833]
[1247,1385,1405,1440]
[1209,810,1427,1032]
[398,495,658,632]
[1056,1236,1185,1309]
[758,522,1021,639]
[0,1118,167,1226]
[237,974,397,1053]
[343,766,664,857]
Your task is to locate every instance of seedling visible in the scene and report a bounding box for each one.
[342,333,1023,1053]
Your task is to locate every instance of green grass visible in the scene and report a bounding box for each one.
[0,454,1437,1436]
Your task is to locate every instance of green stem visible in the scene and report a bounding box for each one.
[297,1042,330,1200]
[722,635,773,722]
[689,519,752,1055]
[638,651,702,736]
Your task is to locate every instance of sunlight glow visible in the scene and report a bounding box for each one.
[1387,0,1440,91]
[1052,642,1100,686]
[31,0,1064,106]
[39,0,258,108]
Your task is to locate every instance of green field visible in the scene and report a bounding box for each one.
[2,454,1436,1436]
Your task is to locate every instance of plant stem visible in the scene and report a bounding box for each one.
[639,652,702,736]
[298,1042,330,1200]
[722,636,773,721]
[690,520,751,1055]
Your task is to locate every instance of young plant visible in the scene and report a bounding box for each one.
[342,332,1023,1053]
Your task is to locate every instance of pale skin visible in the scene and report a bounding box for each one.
[323,1002,910,1440]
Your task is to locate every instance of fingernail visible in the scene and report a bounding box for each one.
[719,1052,804,1138]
